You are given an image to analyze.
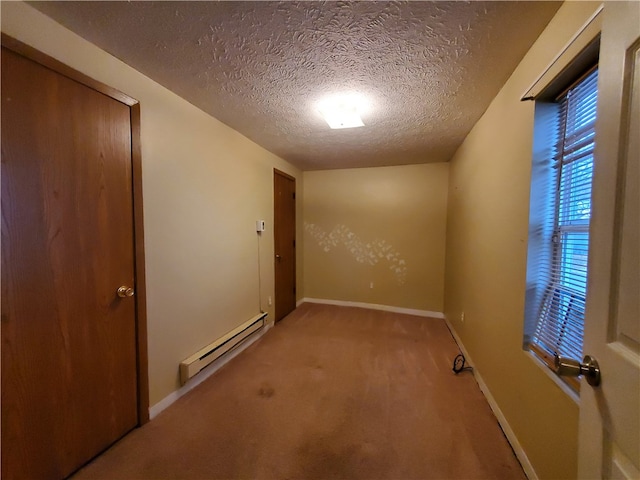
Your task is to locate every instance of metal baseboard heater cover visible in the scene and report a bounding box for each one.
[179,312,267,385]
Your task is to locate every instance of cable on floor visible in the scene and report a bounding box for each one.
[452,354,473,374]
[443,320,474,375]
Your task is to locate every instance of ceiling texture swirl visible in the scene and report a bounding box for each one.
[29,1,561,170]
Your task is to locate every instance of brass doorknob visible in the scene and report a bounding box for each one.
[554,354,601,386]
[117,286,135,298]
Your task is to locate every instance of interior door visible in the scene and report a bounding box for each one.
[273,169,296,322]
[1,46,139,478]
[578,2,640,478]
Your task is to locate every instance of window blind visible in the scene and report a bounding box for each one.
[531,67,598,364]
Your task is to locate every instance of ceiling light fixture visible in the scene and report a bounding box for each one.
[317,94,367,129]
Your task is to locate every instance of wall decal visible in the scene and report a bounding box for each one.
[304,223,407,285]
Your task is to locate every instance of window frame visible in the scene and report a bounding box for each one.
[524,60,599,392]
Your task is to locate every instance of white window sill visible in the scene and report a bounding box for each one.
[526,350,580,405]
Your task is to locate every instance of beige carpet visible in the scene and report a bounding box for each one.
[73,303,526,479]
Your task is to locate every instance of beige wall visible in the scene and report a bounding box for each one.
[444,2,602,479]
[2,2,606,477]
[1,2,303,407]
[304,164,448,313]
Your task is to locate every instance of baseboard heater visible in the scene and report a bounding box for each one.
[179,312,267,385]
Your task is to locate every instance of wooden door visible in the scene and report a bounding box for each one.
[273,169,296,322]
[1,42,144,479]
[578,2,640,478]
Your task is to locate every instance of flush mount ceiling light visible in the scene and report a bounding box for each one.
[317,94,367,129]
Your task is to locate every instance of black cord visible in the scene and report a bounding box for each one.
[452,354,472,374]
[444,321,473,375]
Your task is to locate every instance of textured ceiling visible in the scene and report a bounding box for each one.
[29,1,561,170]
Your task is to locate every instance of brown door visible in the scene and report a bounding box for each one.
[273,169,296,322]
[2,46,139,478]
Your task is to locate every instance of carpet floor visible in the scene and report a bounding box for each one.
[73,303,526,479]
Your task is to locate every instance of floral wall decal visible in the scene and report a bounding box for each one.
[304,223,407,285]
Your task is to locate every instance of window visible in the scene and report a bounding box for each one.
[524,66,599,386]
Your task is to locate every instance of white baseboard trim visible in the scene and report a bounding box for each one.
[444,316,538,480]
[298,297,444,319]
[149,321,273,420]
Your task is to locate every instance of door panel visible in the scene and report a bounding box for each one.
[1,47,138,478]
[578,2,640,478]
[274,170,296,322]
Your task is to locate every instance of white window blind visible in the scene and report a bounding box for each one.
[530,67,598,363]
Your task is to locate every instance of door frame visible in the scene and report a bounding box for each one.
[1,33,150,424]
[273,168,297,322]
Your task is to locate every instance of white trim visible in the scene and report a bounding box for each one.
[526,351,579,405]
[298,297,444,319]
[520,5,603,100]
[149,322,272,420]
[444,316,538,480]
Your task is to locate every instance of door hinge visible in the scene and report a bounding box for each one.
[293,239,296,248]
[292,192,296,200]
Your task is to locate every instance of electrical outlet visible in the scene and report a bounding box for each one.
[268,296,272,306]
[461,311,465,322]
[370,281,374,289]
